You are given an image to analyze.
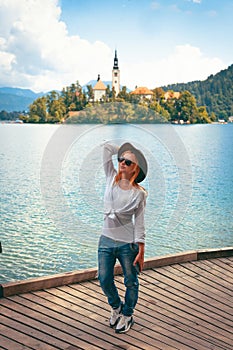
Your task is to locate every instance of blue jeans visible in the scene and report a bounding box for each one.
[98,235,139,316]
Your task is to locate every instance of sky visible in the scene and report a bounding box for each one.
[0,0,232,92]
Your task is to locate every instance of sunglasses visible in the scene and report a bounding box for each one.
[118,157,135,167]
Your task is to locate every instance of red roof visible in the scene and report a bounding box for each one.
[130,86,154,95]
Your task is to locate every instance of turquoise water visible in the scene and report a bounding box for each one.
[0,123,233,283]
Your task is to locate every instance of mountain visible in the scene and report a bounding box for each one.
[161,64,233,118]
[0,87,44,112]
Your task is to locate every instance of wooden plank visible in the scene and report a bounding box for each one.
[43,287,161,350]
[0,301,109,350]
[1,256,233,349]
[137,285,231,350]
[199,258,233,277]
[56,285,179,350]
[170,262,233,301]
[116,278,231,350]
[222,256,233,265]
[175,261,233,297]
[152,265,233,327]
[137,274,231,343]
[61,284,178,350]
[192,259,233,287]
[0,320,58,350]
[88,265,233,349]
[92,277,232,350]
[3,293,143,350]
[134,270,233,342]
[139,268,233,325]
[0,334,32,350]
[21,289,158,350]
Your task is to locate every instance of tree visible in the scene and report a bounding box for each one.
[152,87,165,102]
[47,98,66,123]
[117,86,130,101]
[174,91,198,123]
[86,84,94,101]
[149,101,169,122]
[196,106,211,124]
[29,96,47,123]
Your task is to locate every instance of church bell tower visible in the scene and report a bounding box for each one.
[112,50,120,96]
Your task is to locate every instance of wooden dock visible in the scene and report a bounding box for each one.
[0,248,233,349]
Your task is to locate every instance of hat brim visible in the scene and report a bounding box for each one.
[118,142,147,183]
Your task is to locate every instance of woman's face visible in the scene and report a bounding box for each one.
[118,151,138,178]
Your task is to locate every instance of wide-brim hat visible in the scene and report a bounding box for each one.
[118,142,148,183]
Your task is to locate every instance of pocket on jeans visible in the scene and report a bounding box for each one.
[130,243,139,253]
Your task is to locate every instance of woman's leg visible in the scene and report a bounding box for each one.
[98,236,121,309]
[118,243,139,316]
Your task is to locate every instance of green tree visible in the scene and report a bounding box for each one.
[152,87,165,102]
[196,106,211,124]
[149,100,170,122]
[46,91,66,123]
[86,84,94,101]
[174,91,198,123]
[29,96,47,123]
[117,86,130,101]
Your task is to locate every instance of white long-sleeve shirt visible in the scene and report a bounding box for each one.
[102,143,147,243]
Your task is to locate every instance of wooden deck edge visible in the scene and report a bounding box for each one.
[197,246,233,260]
[1,246,233,298]
[143,250,197,270]
[0,267,98,298]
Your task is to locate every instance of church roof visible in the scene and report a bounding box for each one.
[130,86,154,95]
[93,80,107,91]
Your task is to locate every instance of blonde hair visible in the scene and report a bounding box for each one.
[114,151,145,191]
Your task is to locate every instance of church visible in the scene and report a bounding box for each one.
[93,50,120,101]
[92,50,157,102]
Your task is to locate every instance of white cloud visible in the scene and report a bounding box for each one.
[122,44,226,89]
[0,0,112,92]
[0,0,227,93]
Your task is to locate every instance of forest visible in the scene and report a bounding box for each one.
[163,64,233,119]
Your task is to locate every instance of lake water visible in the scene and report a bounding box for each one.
[0,123,233,283]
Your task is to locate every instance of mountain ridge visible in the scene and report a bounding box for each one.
[0,88,44,112]
[162,64,233,118]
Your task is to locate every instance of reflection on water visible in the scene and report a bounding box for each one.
[0,123,233,283]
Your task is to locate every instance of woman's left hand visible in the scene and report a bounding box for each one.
[133,243,145,272]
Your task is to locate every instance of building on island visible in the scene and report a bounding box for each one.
[164,91,181,101]
[112,50,120,96]
[130,86,154,100]
[93,74,107,101]
[93,50,121,101]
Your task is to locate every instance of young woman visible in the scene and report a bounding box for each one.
[98,142,148,334]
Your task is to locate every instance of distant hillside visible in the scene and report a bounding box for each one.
[162,64,233,118]
[0,87,44,112]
